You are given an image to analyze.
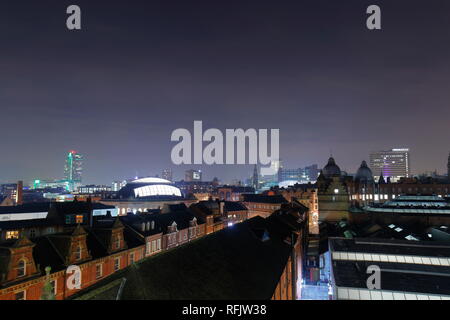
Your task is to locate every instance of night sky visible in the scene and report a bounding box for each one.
[1,0,449,184]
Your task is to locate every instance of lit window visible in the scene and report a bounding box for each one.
[114,258,120,271]
[96,264,103,279]
[156,239,161,250]
[15,291,25,300]
[115,235,121,249]
[76,215,83,224]
[50,280,57,295]
[6,230,19,240]
[17,259,26,277]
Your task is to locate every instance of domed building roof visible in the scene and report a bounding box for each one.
[322,157,341,177]
[131,177,172,184]
[355,160,374,183]
[116,177,182,199]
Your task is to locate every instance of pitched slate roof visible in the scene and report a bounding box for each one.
[223,201,248,212]
[242,194,288,204]
[73,215,301,300]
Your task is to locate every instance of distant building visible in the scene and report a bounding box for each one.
[161,169,173,182]
[190,199,248,233]
[112,180,128,192]
[278,164,320,184]
[216,185,255,201]
[241,194,288,219]
[64,150,83,191]
[174,180,216,196]
[0,183,18,203]
[101,177,196,215]
[369,148,410,181]
[78,185,112,194]
[32,179,72,191]
[317,157,351,222]
[185,169,202,182]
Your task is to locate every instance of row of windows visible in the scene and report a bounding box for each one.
[249,204,279,210]
[4,227,56,240]
[14,257,126,300]
[146,239,162,254]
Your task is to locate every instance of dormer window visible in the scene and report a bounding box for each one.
[146,222,150,231]
[151,221,155,229]
[75,246,82,261]
[17,259,26,277]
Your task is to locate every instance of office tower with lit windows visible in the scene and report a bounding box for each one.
[64,150,83,186]
[369,148,410,181]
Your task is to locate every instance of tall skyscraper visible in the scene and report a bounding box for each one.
[369,148,410,181]
[64,150,83,182]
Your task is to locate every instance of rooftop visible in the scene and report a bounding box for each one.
[73,216,299,300]
[330,237,450,297]
[241,194,288,204]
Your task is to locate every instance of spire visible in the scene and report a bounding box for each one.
[252,164,259,190]
[378,172,386,184]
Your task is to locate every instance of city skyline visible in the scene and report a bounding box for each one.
[1,0,449,184]
[1,147,449,186]
[1,0,450,304]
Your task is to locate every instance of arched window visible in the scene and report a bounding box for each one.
[17,259,26,277]
[75,246,82,261]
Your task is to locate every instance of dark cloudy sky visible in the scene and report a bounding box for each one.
[0,0,449,184]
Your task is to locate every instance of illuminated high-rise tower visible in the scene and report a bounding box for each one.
[64,150,83,183]
[369,148,410,182]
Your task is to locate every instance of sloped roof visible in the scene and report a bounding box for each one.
[241,194,288,204]
[73,216,297,300]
